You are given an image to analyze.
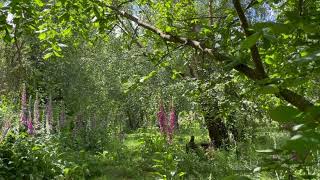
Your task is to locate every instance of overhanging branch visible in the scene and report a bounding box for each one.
[104,4,314,112]
[106,5,258,80]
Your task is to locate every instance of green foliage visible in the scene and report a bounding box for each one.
[269,105,301,123]
[0,133,62,179]
[0,0,320,179]
[255,105,320,179]
[240,32,262,49]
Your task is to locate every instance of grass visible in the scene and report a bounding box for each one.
[2,120,316,180]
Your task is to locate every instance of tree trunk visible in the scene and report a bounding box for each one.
[203,111,228,148]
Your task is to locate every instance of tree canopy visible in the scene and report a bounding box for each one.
[0,0,320,179]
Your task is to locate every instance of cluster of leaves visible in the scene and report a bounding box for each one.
[256,105,320,179]
[0,132,63,179]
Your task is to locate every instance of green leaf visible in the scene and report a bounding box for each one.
[285,135,308,153]
[253,167,261,173]
[139,71,157,83]
[223,175,251,180]
[256,149,274,153]
[63,168,71,175]
[34,0,44,7]
[200,28,211,35]
[270,23,293,34]
[281,77,307,88]
[43,52,53,59]
[269,106,301,123]
[294,50,320,63]
[171,69,182,80]
[257,84,279,94]
[165,26,172,32]
[38,33,46,40]
[223,56,245,71]
[240,31,262,49]
[178,172,186,177]
[62,27,72,37]
[254,22,293,34]
[53,51,63,57]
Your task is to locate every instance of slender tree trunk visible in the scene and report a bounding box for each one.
[208,0,214,26]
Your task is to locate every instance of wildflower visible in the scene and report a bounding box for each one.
[59,101,65,129]
[0,120,11,142]
[20,83,28,127]
[157,100,167,134]
[45,96,53,134]
[168,105,176,133]
[167,102,177,144]
[27,110,34,135]
[33,92,40,131]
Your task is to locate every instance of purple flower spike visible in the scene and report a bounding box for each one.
[33,92,40,131]
[157,100,167,134]
[20,83,28,127]
[59,101,65,129]
[45,96,53,134]
[27,118,34,135]
[167,103,177,144]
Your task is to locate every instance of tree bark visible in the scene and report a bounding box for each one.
[208,0,214,26]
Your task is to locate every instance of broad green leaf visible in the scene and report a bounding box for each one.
[270,23,293,34]
[292,124,304,131]
[269,106,301,123]
[285,135,309,153]
[254,22,293,34]
[291,134,303,140]
[257,84,279,94]
[240,31,262,49]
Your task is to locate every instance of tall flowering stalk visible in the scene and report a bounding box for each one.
[157,100,167,134]
[45,96,53,134]
[168,100,177,143]
[33,92,40,132]
[27,109,34,135]
[59,101,65,130]
[41,109,46,133]
[20,83,28,127]
[0,120,11,142]
[167,102,177,143]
